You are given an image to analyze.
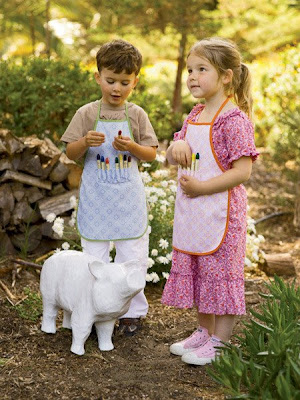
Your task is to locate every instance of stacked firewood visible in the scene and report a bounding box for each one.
[0,129,82,256]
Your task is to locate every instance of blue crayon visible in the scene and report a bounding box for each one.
[123,154,128,168]
[100,155,105,170]
[97,154,101,169]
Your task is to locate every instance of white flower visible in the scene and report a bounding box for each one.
[54,248,61,253]
[166,252,173,261]
[153,169,169,178]
[244,257,252,267]
[170,185,177,193]
[69,210,76,227]
[161,181,168,188]
[148,195,158,204]
[146,272,160,283]
[159,238,169,249]
[160,200,170,206]
[69,195,77,208]
[258,234,265,242]
[156,154,166,163]
[62,242,70,250]
[160,205,167,214]
[151,249,158,256]
[142,162,151,168]
[140,171,152,184]
[52,217,65,238]
[147,257,155,269]
[156,256,169,264]
[168,195,175,202]
[46,213,56,223]
[148,214,154,221]
[162,272,169,280]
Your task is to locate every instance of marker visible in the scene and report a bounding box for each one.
[115,157,119,170]
[105,157,110,171]
[119,154,123,169]
[195,153,200,171]
[101,155,105,170]
[191,153,196,173]
[97,154,101,169]
[123,154,127,169]
[128,155,132,168]
[118,130,122,138]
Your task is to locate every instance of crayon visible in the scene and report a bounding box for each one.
[123,154,127,169]
[115,157,119,170]
[195,153,200,171]
[119,154,123,169]
[118,130,122,138]
[100,155,105,170]
[97,154,101,169]
[128,155,132,168]
[191,153,196,173]
[105,157,110,171]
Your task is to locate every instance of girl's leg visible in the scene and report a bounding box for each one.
[214,314,236,342]
[197,312,215,336]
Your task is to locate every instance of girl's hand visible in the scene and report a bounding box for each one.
[112,136,133,152]
[172,140,192,168]
[180,175,203,198]
[85,131,105,147]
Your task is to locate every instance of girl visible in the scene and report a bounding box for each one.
[161,37,259,366]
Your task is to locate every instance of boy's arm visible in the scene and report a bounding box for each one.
[66,131,105,160]
[113,136,156,161]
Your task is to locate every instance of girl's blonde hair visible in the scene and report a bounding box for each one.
[188,37,253,118]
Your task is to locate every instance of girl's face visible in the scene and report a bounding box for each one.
[186,53,225,100]
[95,68,138,107]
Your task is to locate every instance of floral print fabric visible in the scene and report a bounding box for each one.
[161,105,259,315]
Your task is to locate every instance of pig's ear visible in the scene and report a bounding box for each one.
[88,261,106,280]
[122,259,140,270]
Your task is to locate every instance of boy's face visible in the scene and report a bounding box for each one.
[95,68,138,107]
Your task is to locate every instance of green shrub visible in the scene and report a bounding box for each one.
[14,287,43,322]
[0,58,175,143]
[208,276,300,399]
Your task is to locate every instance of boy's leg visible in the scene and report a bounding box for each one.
[114,229,149,319]
[81,238,110,262]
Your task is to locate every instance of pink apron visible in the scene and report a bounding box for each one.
[173,98,231,255]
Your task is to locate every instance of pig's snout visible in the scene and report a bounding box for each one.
[126,270,145,295]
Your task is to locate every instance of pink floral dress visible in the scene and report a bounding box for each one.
[161,105,259,315]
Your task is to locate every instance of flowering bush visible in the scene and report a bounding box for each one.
[45,153,265,283]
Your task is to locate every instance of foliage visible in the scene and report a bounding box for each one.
[252,44,300,163]
[14,287,43,322]
[208,276,300,399]
[0,57,98,140]
[0,58,174,143]
[46,154,265,284]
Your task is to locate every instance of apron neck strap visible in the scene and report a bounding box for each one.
[211,96,232,125]
[97,100,129,121]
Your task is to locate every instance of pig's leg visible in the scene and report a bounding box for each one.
[95,319,115,351]
[41,300,58,334]
[62,310,72,329]
[70,319,92,356]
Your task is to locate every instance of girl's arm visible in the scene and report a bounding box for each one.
[166,140,192,167]
[180,156,252,197]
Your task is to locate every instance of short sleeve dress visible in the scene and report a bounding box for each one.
[161,105,259,316]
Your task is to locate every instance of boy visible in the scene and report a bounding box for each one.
[61,39,158,336]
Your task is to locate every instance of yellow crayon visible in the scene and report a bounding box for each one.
[191,153,196,173]
[119,154,123,169]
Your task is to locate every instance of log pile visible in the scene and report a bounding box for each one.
[0,129,82,256]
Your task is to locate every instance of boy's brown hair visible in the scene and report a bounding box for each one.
[96,39,142,75]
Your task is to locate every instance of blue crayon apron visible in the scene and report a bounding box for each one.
[76,102,148,241]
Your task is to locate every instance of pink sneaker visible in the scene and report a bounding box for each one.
[181,335,224,365]
[170,327,210,356]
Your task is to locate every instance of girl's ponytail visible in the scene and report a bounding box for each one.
[234,63,253,119]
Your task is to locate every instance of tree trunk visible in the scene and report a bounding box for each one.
[45,0,51,58]
[172,31,187,114]
[30,12,36,56]
[293,170,300,233]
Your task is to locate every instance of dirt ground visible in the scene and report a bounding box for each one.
[0,151,299,400]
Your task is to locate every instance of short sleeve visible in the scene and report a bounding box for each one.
[131,107,158,147]
[223,112,259,165]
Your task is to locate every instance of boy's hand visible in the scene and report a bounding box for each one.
[172,140,192,168]
[85,131,105,147]
[112,136,133,152]
[180,175,203,198]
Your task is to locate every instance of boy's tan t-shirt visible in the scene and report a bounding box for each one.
[61,100,158,147]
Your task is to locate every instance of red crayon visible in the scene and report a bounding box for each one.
[105,157,110,171]
[118,130,122,137]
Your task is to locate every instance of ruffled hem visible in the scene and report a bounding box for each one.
[228,149,260,164]
[161,272,246,315]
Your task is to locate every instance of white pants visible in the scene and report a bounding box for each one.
[81,230,149,318]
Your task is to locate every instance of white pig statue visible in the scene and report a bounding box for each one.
[40,250,145,355]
